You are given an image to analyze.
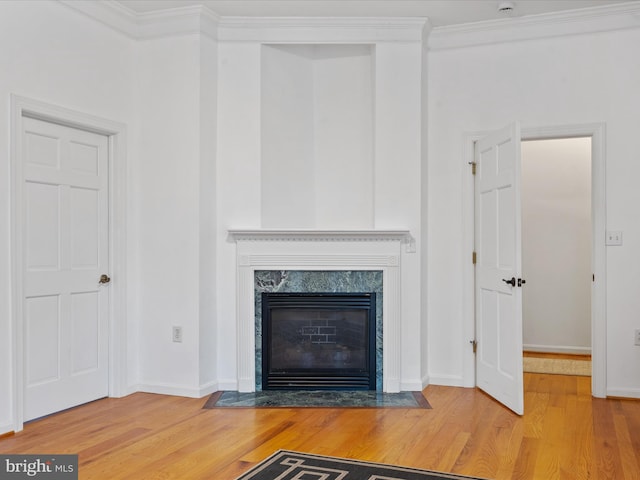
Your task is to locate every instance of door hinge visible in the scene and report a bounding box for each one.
[469,162,476,175]
[472,251,477,264]
[470,339,478,354]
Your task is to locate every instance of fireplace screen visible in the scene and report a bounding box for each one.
[262,293,376,390]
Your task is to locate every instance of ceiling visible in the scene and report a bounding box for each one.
[114,0,633,27]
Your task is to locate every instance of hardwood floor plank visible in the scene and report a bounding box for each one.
[511,437,541,480]
[493,416,524,480]
[621,400,640,471]
[532,406,563,479]
[523,391,548,439]
[435,430,471,473]
[2,374,640,480]
[613,411,640,479]
[557,395,590,480]
[592,398,626,479]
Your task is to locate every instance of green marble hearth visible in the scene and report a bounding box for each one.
[203,390,431,409]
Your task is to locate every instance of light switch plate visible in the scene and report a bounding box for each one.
[172,326,183,343]
[606,231,622,246]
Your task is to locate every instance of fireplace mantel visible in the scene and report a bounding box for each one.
[228,229,415,252]
[229,228,409,393]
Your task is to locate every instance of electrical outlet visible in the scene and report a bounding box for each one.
[635,329,640,346]
[172,326,183,343]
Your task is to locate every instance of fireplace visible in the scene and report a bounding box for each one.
[229,228,410,393]
[261,292,377,390]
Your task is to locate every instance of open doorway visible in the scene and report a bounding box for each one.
[521,138,592,376]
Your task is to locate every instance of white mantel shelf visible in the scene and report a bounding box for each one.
[228,229,415,252]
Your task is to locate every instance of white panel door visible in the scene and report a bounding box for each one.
[22,117,109,421]
[474,122,524,415]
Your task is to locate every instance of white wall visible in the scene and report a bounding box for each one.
[420,40,430,386]
[134,35,201,394]
[261,45,316,227]
[261,44,374,229]
[312,45,374,229]
[0,3,220,433]
[427,27,640,397]
[521,138,592,354]
[216,42,262,388]
[0,0,136,433]
[198,34,219,391]
[374,42,424,389]
[133,33,218,397]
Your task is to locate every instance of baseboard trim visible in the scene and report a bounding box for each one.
[216,379,239,391]
[198,381,219,397]
[400,378,426,392]
[137,382,213,399]
[606,387,640,400]
[427,374,466,387]
[0,423,15,437]
[111,384,139,398]
[524,344,591,355]
[420,373,430,390]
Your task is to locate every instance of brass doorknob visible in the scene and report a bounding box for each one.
[99,274,111,284]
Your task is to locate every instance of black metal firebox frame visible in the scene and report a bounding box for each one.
[261,292,377,391]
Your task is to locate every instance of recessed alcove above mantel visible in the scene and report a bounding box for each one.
[261,44,375,229]
[229,228,413,393]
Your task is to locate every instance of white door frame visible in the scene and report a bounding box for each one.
[10,95,129,431]
[462,123,606,398]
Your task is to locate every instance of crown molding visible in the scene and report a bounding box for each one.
[59,0,220,40]
[59,1,428,43]
[60,0,640,45]
[135,4,220,39]
[429,1,640,51]
[59,0,138,38]
[217,16,431,43]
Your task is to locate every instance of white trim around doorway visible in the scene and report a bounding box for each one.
[10,95,130,432]
[462,123,606,398]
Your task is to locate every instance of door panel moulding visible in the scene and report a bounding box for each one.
[462,123,606,398]
[473,122,524,415]
[10,95,129,432]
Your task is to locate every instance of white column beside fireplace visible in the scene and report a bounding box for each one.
[229,229,412,393]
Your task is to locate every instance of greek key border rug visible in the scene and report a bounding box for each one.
[235,450,488,480]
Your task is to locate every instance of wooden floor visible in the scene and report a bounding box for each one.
[2,373,640,479]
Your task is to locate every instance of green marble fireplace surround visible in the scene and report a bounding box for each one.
[255,270,383,391]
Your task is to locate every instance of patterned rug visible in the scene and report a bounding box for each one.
[235,450,487,480]
[523,357,591,376]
